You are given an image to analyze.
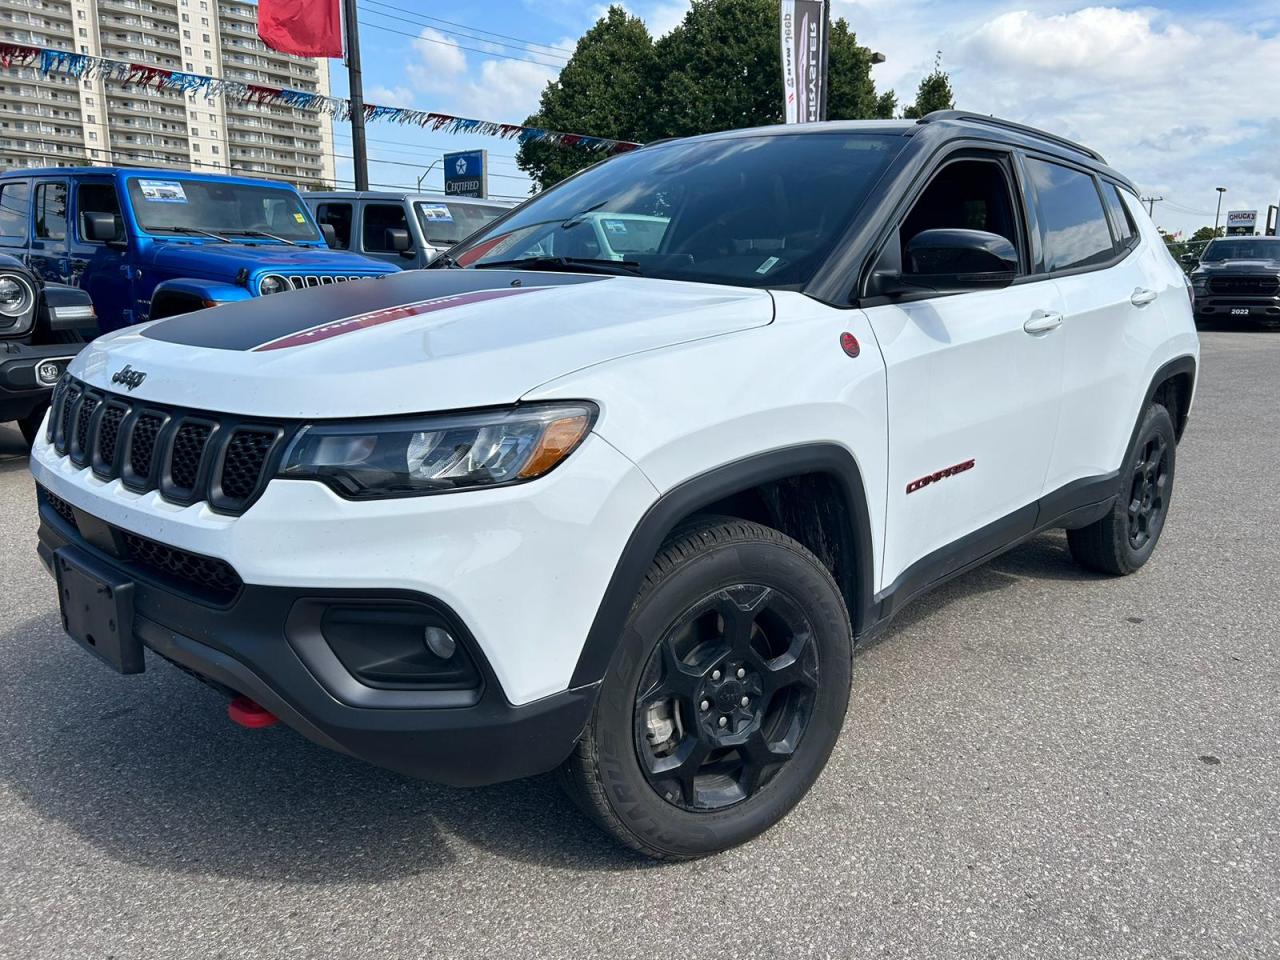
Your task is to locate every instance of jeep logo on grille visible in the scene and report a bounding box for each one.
[111,364,147,391]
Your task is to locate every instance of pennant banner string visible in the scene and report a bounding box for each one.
[0,43,641,156]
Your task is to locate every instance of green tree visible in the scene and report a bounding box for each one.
[517,1,898,189]
[516,7,658,190]
[903,52,955,119]
[1190,225,1223,242]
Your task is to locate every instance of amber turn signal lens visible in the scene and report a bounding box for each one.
[518,414,591,478]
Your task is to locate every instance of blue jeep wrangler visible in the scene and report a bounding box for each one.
[0,168,398,332]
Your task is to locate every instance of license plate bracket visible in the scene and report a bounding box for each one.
[54,547,143,674]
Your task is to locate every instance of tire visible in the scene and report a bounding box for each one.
[1068,402,1177,575]
[17,403,47,447]
[560,518,852,860]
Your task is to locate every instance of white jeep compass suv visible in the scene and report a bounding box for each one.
[30,112,1199,859]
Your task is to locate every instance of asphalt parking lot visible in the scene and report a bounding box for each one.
[1,329,1277,960]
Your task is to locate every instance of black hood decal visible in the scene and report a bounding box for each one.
[142,270,608,351]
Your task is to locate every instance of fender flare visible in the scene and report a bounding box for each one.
[568,443,877,688]
[149,278,252,317]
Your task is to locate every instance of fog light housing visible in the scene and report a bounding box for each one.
[320,602,480,690]
[35,360,62,385]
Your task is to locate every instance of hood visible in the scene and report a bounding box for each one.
[143,241,397,278]
[1194,259,1280,275]
[72,269,774,417]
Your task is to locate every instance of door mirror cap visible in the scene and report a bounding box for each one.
[83,211,120,244]
[1179,252,1198,265]
[385,226,412,253]
[319,223,337,247]
[898,228,1018,292]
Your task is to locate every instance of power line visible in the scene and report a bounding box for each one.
[358,14,566,69]
[359,0,573,60]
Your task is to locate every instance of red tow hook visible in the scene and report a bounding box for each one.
[228,695,279,729]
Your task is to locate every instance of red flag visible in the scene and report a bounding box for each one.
[258,0,343,58]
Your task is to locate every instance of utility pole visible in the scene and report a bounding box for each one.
[1213,186,1227,236]
[1141,196,1163,217]
[343,0,369,191]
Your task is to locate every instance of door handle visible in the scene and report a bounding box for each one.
[1130,287,1158,306]
[1023,311,1063,334]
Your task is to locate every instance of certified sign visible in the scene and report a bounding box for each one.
[443,150,487,198]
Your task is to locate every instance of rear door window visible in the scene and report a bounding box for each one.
[314,201,352,249]
[0,180,30,242]
[34,181,68,241]
[362,203,409,252]
[1025,158,1114,272]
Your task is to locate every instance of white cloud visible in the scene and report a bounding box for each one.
[408,27,468,80]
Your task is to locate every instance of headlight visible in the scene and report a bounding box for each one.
[258,274,289,295]
[279,402,597,498]
[0,273,34,318]
[1191,274,1208,291]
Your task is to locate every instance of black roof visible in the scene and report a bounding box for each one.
[650,112,1133,190]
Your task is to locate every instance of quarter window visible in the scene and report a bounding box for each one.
[1026,158,1114,272]
[1101,183,1136,249]
[0,181,30,238]
[34,181,68,241]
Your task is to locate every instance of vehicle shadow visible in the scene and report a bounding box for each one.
[1,530,1093,881]
[0,422,30,474]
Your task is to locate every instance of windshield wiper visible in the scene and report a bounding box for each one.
[472,256,641,276]
[428,253,461,269]
[230,229,297,246]
[152,225,231,242]
[560,201,608,228]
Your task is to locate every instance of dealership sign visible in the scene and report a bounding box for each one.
[1226,209,1257,236]
[779,0,829,124]
[443,150,487,198]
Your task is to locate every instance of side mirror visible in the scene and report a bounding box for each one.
[319,223,337,248]
[897,229,1018,292]
[385,227,412,253]
[83,211,121,244]
[1179,252,1198,265]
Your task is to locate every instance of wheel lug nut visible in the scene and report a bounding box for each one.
[700,699,710,711]
[711,670,721,681]
[736,667,745,679]
[741,696,749,706]
[718,716,728,728]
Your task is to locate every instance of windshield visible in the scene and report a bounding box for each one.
[415,201,508,246]
[450,132,903,288]
[126,177,321,242]
[1201,238,1280,261]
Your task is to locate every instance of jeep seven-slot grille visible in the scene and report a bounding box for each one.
[38,484,243,603]
[46,376,291,516]
[1209,275,1280,296]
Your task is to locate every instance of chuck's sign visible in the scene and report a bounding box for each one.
[779,0,829,124]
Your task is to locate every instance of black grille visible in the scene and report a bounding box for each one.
[71,394,100,465]
[128,413,164,483]
[1209,275,1279,296]
[120,530,242,602]
[46,377,292,516]
[169,421,212,492]
[42,486,77,527]
[93,404,126,475]
[220,429,276,501]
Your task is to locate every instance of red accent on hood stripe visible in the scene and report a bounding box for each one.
[250,287,542,352]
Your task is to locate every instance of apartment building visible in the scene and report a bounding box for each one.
[0,0,337,188]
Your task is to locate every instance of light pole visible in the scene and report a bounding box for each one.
[1213,186,1227,236]
[416,159,441,192]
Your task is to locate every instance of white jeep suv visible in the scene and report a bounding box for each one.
[30,112,1198,859]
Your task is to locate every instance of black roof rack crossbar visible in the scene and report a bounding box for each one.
[915,111,1106,164]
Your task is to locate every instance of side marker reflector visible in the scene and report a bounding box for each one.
[840,332,860,358]
[228,695,279,729]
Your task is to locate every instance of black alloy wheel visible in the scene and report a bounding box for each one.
[1127,432,1170,550]
[633,584,819,811]
[560,518,852,860]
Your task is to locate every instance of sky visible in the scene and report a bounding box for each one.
[329,0,1280,237]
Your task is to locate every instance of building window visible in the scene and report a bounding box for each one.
[88,131,97,141]
[211,145,219,154]
[192,143,200,152]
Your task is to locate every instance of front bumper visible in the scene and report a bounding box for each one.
[1193,294,1280,320]
[35,496,600,786]
[0,342,78,420]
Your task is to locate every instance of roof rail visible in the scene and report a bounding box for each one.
[916,111,1106,164]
